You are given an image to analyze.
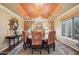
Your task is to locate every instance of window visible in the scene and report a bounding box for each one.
[62,19,72,38]
[62,16,79,40]
[62,21,66,36]
[73,17,79,40]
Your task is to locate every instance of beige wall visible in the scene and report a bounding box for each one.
[0,5,24,51]
[54,5,79,30]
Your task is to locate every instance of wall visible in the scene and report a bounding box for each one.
[54,5,79,52]
[54,5,79,35]
[0,5,24,51]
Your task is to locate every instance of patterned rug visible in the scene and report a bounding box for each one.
[7,41,79,55]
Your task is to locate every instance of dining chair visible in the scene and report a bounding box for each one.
[47,31,56,53]
[31,31,43,54]
[22,30,29,50]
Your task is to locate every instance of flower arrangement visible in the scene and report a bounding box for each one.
[8,17,19,35]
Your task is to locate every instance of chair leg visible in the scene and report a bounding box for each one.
[40,46,42,54]
[31,47,33,54]
[53,43,55,51]
[48,46,50,54]
[23,42,26,50]
[30,40,32,48]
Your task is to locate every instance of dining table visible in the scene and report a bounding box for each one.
[27,29,51,48]
[28,30,49,41]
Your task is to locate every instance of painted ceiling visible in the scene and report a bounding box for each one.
[17,3,61,19]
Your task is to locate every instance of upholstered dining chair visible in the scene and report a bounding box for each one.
[47,31,56,53]
[22,30,29,50]
[31,31,43,54]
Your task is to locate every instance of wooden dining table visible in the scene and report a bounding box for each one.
[27,30,50,48]
[28,30,49,41]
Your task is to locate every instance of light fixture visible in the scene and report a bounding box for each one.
[34,3,44,6]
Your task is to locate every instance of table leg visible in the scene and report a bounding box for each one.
[14,38,15,46]
[9,39,10,47]
[17,37,19,43]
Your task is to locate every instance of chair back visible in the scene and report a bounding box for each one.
[32,31,42,45]
[34,30,45,38]
[22,30,29,42]
[48,31,56,45]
